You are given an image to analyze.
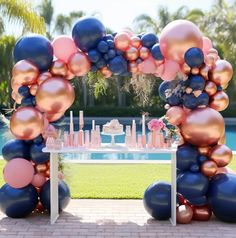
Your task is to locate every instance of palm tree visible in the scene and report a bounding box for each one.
[0,0,45,35]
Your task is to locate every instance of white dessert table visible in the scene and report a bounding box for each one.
[43,144,177,226]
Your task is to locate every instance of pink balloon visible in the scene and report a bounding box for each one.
[161,60,180,81]
[31,173,46,188]
[202,37,213,55]
[138,56,157,74]
[155,63,165,77]
[52,35,78,63]
[166,106,186,125]
[4,158,34,188]
[216,166,236,175]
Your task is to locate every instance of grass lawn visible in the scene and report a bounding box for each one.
[0,158,235,199]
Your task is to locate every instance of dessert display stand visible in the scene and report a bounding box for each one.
[101,132,125,146]
[43,144,177,226]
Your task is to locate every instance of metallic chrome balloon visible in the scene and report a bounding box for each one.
[10,106,44,140]
[192,205,212,221]
[201,160,218,177]
[139,47,150,60]
[12,60,39,85]
[160,20,203,64]
[204,54,215,68]
[198,146,211,156]
[100,67,112,78]
[45,111,65,122]
[37,72,52,85]
[180,107,225,147]
[131,36,141,48]
[176,204,193,224]
[209,144,233,167]
[50,59,68,77]
[36,77,75,113]
[125,46,139,61]
[210,91,229,111]
[181,63,191,75]
[68,52,91,76]
[114,32,131,51]
[29,84,39,96]
[165,106,186,126]
[218,133,226,145]
[200,65,210,80]
[191,67,200,75]
[205,81,217,96]
[210,60,233,86]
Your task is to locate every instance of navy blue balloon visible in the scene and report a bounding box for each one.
[18,86,30,98]
[143,182,171,220]
[30,142,49,164]
[103,34,113,41]
[0,184,38,218]
[190,164,200,173]
[116,49,123,56]
[188,196,208,206]
[197,92,209,106]
[188,75,205,91]
[184,47,204,68]
[167,94,181,106]
[40,180,70,212]
[197,155,208,164]
[2,139,30,161]
[90,65,98,72]
[96,59,107,69]
[208,173,236,222]
[33,135,44,145]
[177,144,199,171]
[103,53,109,61]
[97,40,109,53]
[158,81,172,101]
[177,172,209,200]
[108,56,128,75]
[13,34,53,72]
[72,17,106,52]
[141,33,158,49]
[21,96,35,107]
[108,49,116,59]
[88,49,101,63]
[217,85,222,91]
[107,39,114,49]
[183,93,198,109]
[151,43,163,60]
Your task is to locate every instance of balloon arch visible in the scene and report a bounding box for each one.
[0,17,235,223]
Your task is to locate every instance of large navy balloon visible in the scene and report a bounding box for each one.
[143,182,171,220]
[40,180,70,212]
[158,80,179,101]
[141,33,158,49]
[184,47,204,68]
[88,49,102,63]
[2,139,30,161]
[197,92,209,106]
[208,173,236,222]
[177,145,199,171]
[167,94,181,106]
[13,34,53,72]
[0,184,38,218]
[151,43,163,60]
[30,142,50,164]
[108,56,128,75]
[177,172,209,203]
[72,17,106,52]
[183,93,198,109]
[188,75,205,91]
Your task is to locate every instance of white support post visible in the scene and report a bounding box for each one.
[170,152,177,226]
[50,152,59,224]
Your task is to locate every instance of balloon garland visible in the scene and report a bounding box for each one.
[0,17,235,223]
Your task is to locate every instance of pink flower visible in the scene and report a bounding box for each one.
[148,119,165,131]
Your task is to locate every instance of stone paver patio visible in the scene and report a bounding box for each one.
[0,199,236,238]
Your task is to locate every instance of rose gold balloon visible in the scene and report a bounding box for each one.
[36,77,75,113]
[65,70,75,80]
[36,164,47,173]
[198,146,211,156]
[185,87,193,94]
[129,61,138,74]
[155,59,165,66]
[193,90,202,98]
[11,77,22,92]
[205,54,215,68]
[222,83,228,90]
[210,91,229,111]
[201,160,218,177]
[50,59,68,77]
[200,65,210,80]
[207,48,218,61]
[218,133,226,145]
[10,106,44,140]
[68,52,91,76]
[125,46,139,61]
[139,47,150,60]
[210,60,233,86]
[192,205,212,221]
[37,72,52,85]
[180,63,191,75]
[160,20,203,64]
[45,169,50,177]
[29,84,39,96]
[180,107,224,147]
[191,67,200,75]
[205,81,217,96]
[31,173,46,188]
[12,60,39,85]
[45,111,65,123]
[11,91,23,104]
[176,205,193,224]
[36,201,44,212]
[131,36,141,48]
[114,32,131,51]
[166,106,186,126]
[209,144,233,167]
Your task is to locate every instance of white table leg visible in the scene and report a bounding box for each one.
[50,152,59,224]
[170,152,177,226]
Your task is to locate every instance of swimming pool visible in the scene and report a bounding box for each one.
[0,124,235,161]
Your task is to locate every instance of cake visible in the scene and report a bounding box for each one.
[102,119,123,134]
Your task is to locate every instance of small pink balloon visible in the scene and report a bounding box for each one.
[202,37,213,55]
[52,35,78,63]
[31,173,46,187]
[155,63,165,77]
[138,56,157,74]
[161,60,180,81]
[4,158,34,188]
[166,106,186,126]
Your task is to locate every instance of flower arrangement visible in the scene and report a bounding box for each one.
[148,118,165,131]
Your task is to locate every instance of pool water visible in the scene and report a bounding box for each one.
[0,124,235,161]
